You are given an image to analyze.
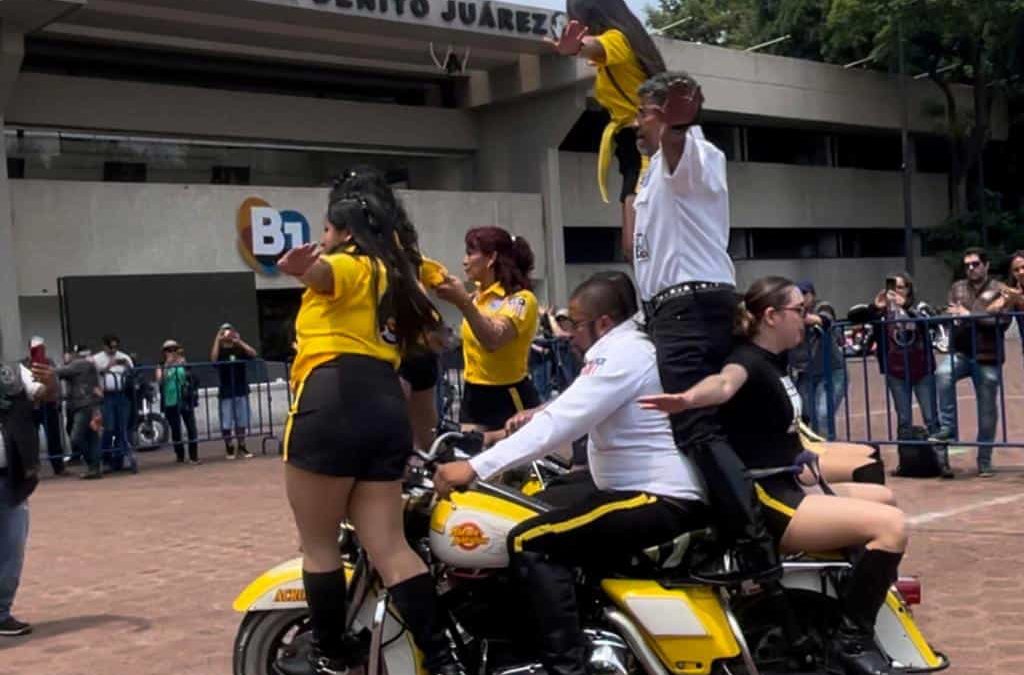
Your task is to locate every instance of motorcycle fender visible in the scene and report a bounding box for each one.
[875,592,943,670]
[601,580,740,675]
[232,558,353,612]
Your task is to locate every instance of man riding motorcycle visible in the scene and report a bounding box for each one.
[434,272,709,675]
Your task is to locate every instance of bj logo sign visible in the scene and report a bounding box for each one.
[237,197,311,275]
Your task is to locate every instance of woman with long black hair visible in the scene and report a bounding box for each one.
[549,0,665,251]
[274,187,459,675]
[334,166,450,450]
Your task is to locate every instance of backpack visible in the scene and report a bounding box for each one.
[894,426,942,478]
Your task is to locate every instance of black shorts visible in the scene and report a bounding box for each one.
[399,352,440,392]
[754,474,807,542]
[284,355,412,480]
[459,378,540,431]
[615,126,642,203]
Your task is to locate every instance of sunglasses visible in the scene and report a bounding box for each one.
[965,261,984,269]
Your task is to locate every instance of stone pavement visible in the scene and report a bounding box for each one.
[2,350,1023,674]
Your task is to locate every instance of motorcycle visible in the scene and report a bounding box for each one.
[130,377,169,451]
[233,432,948,675]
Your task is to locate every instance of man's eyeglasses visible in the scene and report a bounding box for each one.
[965,261,984,270]
[564,317,597,332]
[778,305,808,318]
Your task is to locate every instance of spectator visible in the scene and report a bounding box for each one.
[156,340,200,465]
[56,346,104,479]
[21,337,65,476]
[1,358,59,637]
[210,323,257,459]
[790,281,846,438]
[865,273,949,476]
[92,335,138,474]
[933,248,1010,477]
[987,249,1024,355]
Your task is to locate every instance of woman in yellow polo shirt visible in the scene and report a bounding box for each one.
[549,0,665,250]
[274,190,460,675]
[434,227,540,434]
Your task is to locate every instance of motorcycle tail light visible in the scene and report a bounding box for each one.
[895,576,921,605]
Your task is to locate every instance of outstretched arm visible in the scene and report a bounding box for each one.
[639,363,748,414]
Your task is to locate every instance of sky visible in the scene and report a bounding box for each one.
[528,0,655,24]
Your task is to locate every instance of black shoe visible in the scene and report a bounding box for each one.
[510,552,588,675]
[830,621,893,675]
[275,648,348,675]
[81,469,103,480]
[389,574,465,675]
[0,617,32,636]
[940,466,955,480]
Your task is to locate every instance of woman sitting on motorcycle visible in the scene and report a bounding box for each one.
[434,228,540,443]
[273,188,461,675]
[642,276,908,675]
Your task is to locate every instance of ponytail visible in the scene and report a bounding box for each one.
[735,276,796,339]
[466,227,535,293]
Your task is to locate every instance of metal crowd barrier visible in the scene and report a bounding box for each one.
[40,359,291,470]
[803,311,1023,451]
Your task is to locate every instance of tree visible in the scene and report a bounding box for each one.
[645,0,759,48]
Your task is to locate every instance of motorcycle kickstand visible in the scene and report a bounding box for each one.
[367,589,390,675]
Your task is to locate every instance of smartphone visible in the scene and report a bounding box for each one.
[885,276,898,292]
[30,343,46,365]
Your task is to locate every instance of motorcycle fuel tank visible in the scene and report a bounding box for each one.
[429,490,538,569]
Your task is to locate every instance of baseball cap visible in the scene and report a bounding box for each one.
[29,336,45,348]
[219,323,235,331]
[162,339,181,351]
[796,280,816,295]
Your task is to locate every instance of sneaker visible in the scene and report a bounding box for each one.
[928,429,955,443]
[978,467,996,478]
[239,449,254,459]
[0,617,32,636]
[189,459,203,466]
[226,451,237,460]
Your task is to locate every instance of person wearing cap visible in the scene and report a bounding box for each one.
[157,340,200,464]
[21,338,65,476]
[55,346,104,479]
[210,323,258,459]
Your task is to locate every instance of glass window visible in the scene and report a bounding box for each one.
[103,161,147,183]
[564,227,625,264]
[746,127,829,166]
[834,132,901,171]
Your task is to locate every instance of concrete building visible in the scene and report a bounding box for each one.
[0,0,1008,362]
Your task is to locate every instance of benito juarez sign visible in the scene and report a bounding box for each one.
[305,0,566,39]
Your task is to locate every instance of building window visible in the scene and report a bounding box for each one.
[7,157,24,179]
[702,124,738,161]
[745,228,909,259]
[564,227,625,264]
[211,165,251,185]
[838,230,906,258]
[103,161,147,182]
[728,229,750,260]
[747,127,829,166]
[834,132,901,171]
[913,135,950,174]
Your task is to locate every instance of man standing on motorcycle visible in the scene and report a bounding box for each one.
[435,273,708,675]
[626,71,777,576]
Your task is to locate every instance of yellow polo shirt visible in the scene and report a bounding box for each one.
[290,251,400,390]
[592,29,649,203]
[461,283,538,386]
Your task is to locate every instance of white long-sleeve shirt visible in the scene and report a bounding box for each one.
[632,126,735,301]
[468,321,706,502]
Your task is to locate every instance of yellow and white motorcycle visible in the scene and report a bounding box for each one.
[233,432,948,675]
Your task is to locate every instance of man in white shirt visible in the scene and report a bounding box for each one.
[1,360,57,637]
[627,72,777,578]
[92,335,138,473]
[435,273,708,675]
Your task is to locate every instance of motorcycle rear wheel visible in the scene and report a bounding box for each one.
[233,610,310,675]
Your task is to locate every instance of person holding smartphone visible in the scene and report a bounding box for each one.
[22,338,65,476]
[157,340,200,465]
[210,324,257,459]
[92,335,137,474]
[631,72,778,578]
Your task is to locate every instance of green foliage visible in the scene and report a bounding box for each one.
[646,0,759,47]
[925,195,1024,274]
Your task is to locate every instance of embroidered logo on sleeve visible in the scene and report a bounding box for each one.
[580,357,606,376]
[634,233,650,262]
[506,295,528,319]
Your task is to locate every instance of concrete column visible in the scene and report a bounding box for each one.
[0,25,24,361]
[541,148,568,306]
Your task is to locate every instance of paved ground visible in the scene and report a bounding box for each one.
[3,349,1023,675]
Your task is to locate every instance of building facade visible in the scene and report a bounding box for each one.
[0,0,1008,361]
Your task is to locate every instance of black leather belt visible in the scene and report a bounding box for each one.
[649,281,735,315]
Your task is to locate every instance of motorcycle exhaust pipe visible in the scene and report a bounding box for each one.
[602,609,670,675]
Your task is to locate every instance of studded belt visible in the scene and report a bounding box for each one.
[649,281,735,315]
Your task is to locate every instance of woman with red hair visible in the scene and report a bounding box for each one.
[435,227,541,434]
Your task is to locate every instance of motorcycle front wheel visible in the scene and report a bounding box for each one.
[233,610,310,675]
[131,412,169,451]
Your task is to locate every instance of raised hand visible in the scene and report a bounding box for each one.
[547,19,588,56]
[659,79,703,127]
[277,243,321,278]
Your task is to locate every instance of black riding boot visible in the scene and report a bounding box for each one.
[691,440,781,580]
[831,549,903,675]
[389,573,464,675]
[276,568,350,675]
[511,551,589,675]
